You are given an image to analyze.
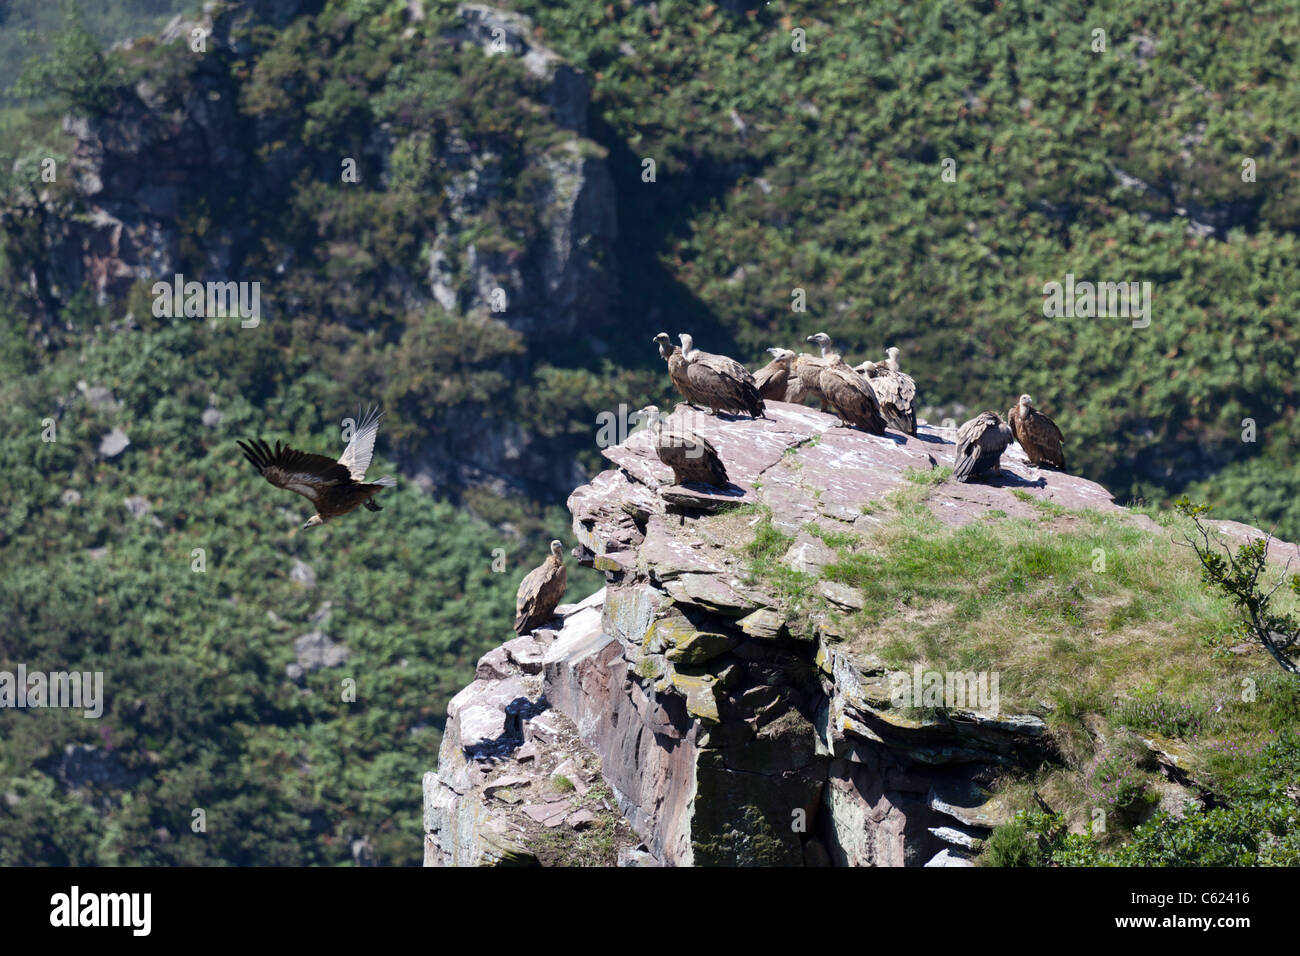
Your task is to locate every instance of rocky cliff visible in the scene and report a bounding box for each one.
[4,1,615,501]
[425,400,1294,867]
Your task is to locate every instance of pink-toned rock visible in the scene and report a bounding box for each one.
[502,635,547,674]
[522,802,570,827]
[429,397,1300,869]
[475,646,513,680]
[567,809,599,830]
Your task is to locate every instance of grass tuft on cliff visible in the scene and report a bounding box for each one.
[739,498,1300,864]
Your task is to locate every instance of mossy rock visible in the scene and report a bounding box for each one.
[666,630,738,666]
[666,668,721,723]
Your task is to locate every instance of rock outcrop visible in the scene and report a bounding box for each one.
[4,1,615,501]
[427,402,1177,866]
[426,400,1297,865]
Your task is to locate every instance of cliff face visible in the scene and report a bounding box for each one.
[7,1,615,501]
[424,402,1128,866]
[424,401,1297,866]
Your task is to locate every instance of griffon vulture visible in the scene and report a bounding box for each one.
[515,540,568,635]
[806,333,887,434]
[238,406,395,529]
[1008,394,1066,469]
[653,332,707,411]
[754,348,796,401]
[641,406,729,487]
[953,412,1013,482]
[789,353,830,409]
[676,333,766,418]
[856,348,918,436]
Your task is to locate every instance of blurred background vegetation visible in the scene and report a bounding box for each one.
[1,0,1297,864]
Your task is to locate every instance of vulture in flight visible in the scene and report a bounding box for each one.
[857,347,918,436]
[753,348,796,401]
[238,406,395,529]
[515,540,567,635]
[1008,394,1066,469]
[953,411,1013,482]
[676,333,766,419]
[642,406,729,487]
[806,333,887,434]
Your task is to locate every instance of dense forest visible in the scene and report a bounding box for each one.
[1,0,1298,865]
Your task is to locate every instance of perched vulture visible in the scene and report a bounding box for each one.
[856,348,918,436]
[642,405,729,487]
[238,406,395,529]
[679,333,757,386]
[1008,394,1066,469]
[953,412,1013,482]
[676,333,766,418]
[754,348,796,401]
[515,540,568,635]
[789,353,830,409]
[653,332,707,411]
[806,333,887,434]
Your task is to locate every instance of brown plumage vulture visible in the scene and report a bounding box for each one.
[789,352,830,409]
[953,412,1013,482]
[1008,394,1066,469]
[515,540,567,635]
[653,332,707,411]
[642,405,729,487]
[856,348,918,436]
[676,333,766,418]
[238,406,395,529]
[754,348,796,401]
[806,332,887,434]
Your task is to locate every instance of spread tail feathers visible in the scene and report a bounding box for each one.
[373,475,396,487]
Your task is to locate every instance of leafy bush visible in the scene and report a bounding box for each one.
[1025,732,1300,866]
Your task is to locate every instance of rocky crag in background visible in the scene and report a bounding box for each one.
[425,401,1289,866]
[8,0,616,501]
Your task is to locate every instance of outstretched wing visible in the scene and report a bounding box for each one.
[237,438,352,508]
[338,406,383,481]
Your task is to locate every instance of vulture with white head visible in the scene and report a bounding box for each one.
[653,332,707,411]
[1008,394,1066,469]
[806,333,887,434]
[856,346,917,436]
[676,333,765,418]
[515,540,568,635]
